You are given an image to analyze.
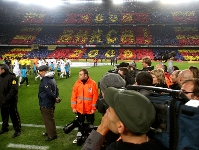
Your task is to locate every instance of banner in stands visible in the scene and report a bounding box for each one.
[48,45,57,50]
[31,44,39,50]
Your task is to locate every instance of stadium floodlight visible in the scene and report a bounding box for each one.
[112,0,123,4]
[68,0,102,3]
[137,0,156,2]
[4,0,63,7]
[160,0,193,4]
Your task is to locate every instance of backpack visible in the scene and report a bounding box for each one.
[127,85,199,150]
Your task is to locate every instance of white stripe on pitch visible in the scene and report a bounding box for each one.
[0,122,63,129]
[0,122,77,130]
[7,143,49,150]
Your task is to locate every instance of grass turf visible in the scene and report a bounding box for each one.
[0,60,198,150]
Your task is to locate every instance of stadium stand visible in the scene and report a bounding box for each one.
[0,1,199,60]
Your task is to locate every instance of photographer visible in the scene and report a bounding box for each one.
[82,87,168,150]
[108,62,129,74]
[97,73,126,115]
[96,73,126,148]
[160,51,176,74]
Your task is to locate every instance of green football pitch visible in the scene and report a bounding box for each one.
[0,60,198,150]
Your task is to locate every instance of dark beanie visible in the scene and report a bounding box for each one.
[100,73,126,93]
[38,65,49,71]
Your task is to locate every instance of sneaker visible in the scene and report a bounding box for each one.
[26,85,29,86]
[35,77,37,81]
[73,138,77,144]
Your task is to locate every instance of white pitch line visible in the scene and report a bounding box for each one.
[7,143,49,150]
[0,122,63,129]
[0,122,77,130]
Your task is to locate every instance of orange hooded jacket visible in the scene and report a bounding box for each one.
[71,77,98,114]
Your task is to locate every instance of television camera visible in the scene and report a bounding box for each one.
[63,116,97,146]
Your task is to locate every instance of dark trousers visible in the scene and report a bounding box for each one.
[77,112,94,126]
[1,104,21,132]
[40,107,57,137]
[20,77,29,86]
[66,71,69,79]
[94,62,97,67]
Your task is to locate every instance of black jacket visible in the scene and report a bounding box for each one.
[107,139,169,150]
[38,72,59,108]
[0,71,18,107]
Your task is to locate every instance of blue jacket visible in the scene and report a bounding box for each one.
[21,68,27,78]
[38,72,59,108]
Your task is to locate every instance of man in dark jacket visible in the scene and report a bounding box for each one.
[82,87,168,150]
[38,65,60,141]
[0,64,21,138]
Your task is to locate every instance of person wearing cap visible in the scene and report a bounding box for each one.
[97,73,126,148]
[71,68,98,143]
[82,87,168,150]
[98,73,126,115]
[0,64,21,138]
[37,65,60,141]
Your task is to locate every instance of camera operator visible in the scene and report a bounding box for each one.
[160,51,176,74]
[82,87,168,150]
[96,73,126,148]
[108,62,129,74]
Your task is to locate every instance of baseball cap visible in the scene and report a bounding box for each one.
[38,65,48,71]
[104,87,155,134]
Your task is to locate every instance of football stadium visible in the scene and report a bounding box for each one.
[0,0,199,149]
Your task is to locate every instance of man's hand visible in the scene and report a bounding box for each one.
[91,109,96,114]
[72,109,77,113]
[55,98,61,103]
[96,111,109,136]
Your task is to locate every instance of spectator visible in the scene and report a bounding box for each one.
[156,63,173,88]
[181,78,199,100]
[150,69,167,88]
[141,57,154,71]
[172,66,179,71]
[177,69,194,88]
[135,71,153,96]
[82,87,168,150]
[189,66,199,79]
[169,70,181,90]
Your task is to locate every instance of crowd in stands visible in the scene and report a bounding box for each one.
[1,26,199,46]
[1,1,199,25]
[0,2,199,60]
[1,47,199,61]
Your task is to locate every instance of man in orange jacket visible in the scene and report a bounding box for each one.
[71,68,98,143]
